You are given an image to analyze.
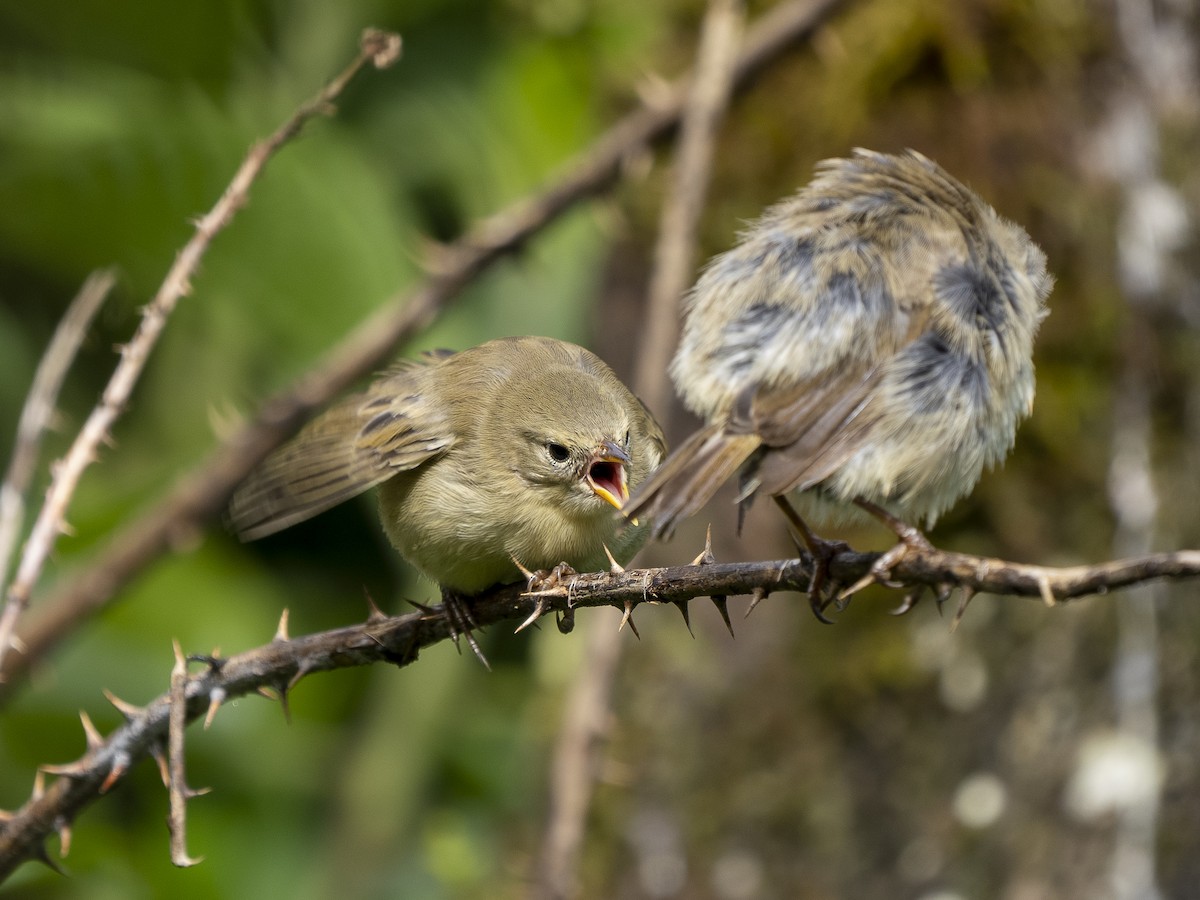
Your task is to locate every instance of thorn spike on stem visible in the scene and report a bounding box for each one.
[618,599,640,638]
[204,688,226,730]
[275,608,290,642]
[603,543,625,574]
[510,553,536,581]
[364,588,387,622]
[951,588,977,632]
[1037,574,1057,607]
[79,710,103,749]
[690,525,717,566]
[100,753,129,793]
[56,819,73,858]
[514,597,549,634]
[673,600,694,637]
[744,586,768,618]
[710,595,734,638]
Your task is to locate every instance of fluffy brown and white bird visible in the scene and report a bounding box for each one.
[625,149,1052,615]
[229,336,665,646]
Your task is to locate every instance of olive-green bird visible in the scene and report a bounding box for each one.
[229,336,666,605]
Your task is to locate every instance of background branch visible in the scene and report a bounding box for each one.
[0,270,114,596]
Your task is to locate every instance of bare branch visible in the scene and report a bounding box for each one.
[0,0,855,696]
[0,270,115,594]
[0,29,404,674]
[2,541,1198,880]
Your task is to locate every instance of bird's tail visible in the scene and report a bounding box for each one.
[624,425,762,539]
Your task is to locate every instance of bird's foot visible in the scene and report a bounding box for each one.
[514,559,578,635]
[837,499,934,604]
[440,589,490,670]
[772,496,849,623]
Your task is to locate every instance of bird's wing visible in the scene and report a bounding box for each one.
[743,362,885,496]
[227,362,455,541]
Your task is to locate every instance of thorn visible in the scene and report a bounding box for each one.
[287,660,315,694]
[1036,573,1057,607]
[204,688,226,730]
[510,553,536,581]
[709,595,734,638]
[103,689,145,721]
[32,770,46,800]
[32,841,67,876]
[364,588,387,623]
[689,525,716,566]
[744,586,768,619]
[55,818,72,858]
[515,596,550,634]
[602,543,625,574]
[274,608,290,642]
[79,710,103,750]
[618,599,640,639]
[172,851,205,868]
[278,685,292,725]
[406,598,436,615]
[40,761,89,779]
[673,600,694,637]
[950,587,977,633]
[186,785,213,800]
[100,751,130,793]
[149,741,169,787]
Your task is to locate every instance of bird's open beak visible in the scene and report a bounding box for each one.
[586,439,631,513]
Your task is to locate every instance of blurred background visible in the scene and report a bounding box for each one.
[2,0,1199,897]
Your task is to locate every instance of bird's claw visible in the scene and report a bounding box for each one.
[513,561,579,634]
[440,590,490,671]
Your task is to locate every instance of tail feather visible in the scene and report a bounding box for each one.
[625,425,762,538]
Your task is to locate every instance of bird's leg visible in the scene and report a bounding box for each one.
[440,587,490,670]
[772,496,849,624]
[837,498,935,602]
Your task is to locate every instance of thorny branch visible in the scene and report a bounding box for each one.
[0,0,853,696]
[1,543,1199,879]
[0,29,404,674]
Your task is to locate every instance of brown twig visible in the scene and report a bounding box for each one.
[0,270,115,597]
[2,542,1199,880]
[0,0,853,696]
[536,3,747,898]
[0,29,403,675]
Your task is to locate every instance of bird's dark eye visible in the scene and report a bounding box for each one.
[546,442,570,463]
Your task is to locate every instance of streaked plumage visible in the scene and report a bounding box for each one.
[626,149,1051,540]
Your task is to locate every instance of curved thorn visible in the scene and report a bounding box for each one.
[274,608,290,642]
